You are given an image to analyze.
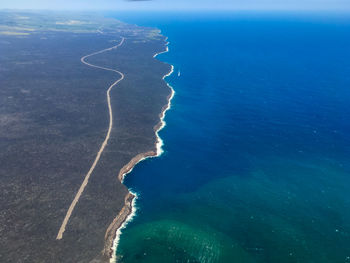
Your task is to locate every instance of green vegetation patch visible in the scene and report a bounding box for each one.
[0,10,126,34]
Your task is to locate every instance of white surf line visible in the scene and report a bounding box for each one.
[110,41,175,263]
[153,39,175,156]
[109,190,138,263]
[56,37,125,240]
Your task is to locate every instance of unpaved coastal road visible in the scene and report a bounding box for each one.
[56,37,125,240]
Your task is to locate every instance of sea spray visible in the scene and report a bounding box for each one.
[109,191,138,263]
[110,41,175,262]
[108,13,350,262]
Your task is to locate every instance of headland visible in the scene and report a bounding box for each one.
[0,10,172,262]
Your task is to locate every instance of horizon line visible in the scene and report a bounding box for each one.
[1,7,350,13]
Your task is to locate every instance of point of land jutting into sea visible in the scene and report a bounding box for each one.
[3,9,350,263]
[0,11,172,262]
[113,12,350,263]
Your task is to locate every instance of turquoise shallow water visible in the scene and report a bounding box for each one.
[110,12,350,262]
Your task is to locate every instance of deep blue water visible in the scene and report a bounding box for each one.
[111,12,350,262]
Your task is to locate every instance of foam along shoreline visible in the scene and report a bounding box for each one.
[108,42,175,263]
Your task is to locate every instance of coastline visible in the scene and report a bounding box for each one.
[0,11,178,262]
[105,39,175,263]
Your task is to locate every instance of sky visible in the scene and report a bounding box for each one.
[1,0,350,11]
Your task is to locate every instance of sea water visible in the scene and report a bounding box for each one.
[110,12,350,262]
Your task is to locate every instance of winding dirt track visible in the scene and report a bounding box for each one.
[56,37,125,240]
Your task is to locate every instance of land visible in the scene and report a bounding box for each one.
[0,11,171,262]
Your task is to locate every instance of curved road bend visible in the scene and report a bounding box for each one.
[56,37,125,240]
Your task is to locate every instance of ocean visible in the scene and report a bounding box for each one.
[110,12,350,262]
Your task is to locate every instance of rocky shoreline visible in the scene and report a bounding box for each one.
[105,63,175,261]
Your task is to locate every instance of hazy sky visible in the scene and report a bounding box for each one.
[1,0,350,11]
